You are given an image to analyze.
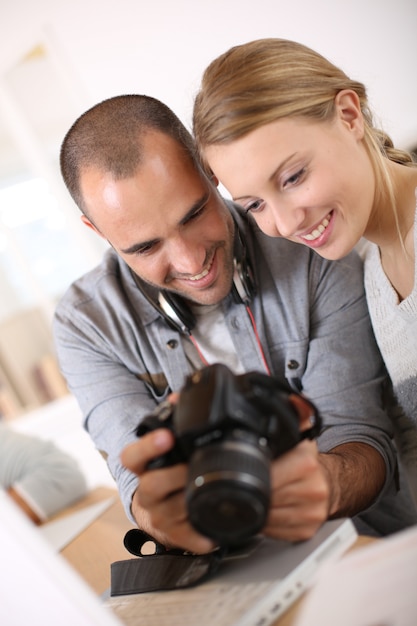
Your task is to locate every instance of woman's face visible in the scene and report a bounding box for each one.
[204,91,376,260]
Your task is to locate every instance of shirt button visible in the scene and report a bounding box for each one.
[231,317,240,329]
[166,339,178,350]
[287,359,299,370]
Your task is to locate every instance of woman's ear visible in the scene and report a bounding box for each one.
[334,89,364,138]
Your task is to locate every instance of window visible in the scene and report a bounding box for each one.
[0,34,106,418]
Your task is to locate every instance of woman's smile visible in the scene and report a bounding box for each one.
[298,211,335,249]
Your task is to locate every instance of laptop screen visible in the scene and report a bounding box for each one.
[0,489,122,626]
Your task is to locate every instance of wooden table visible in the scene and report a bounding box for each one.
[58,488,375,625]
[56,486,135,595]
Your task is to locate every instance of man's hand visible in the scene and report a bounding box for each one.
[120,429,216,554]
[261,392,330,542]
[264,439,330,542]
[264,437,386,543]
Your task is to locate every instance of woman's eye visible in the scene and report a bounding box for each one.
[283,168,305,188]
[244,199,265,213]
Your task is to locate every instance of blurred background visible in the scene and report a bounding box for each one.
[0,0,415,479]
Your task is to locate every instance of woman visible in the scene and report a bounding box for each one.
[192,38,417,502]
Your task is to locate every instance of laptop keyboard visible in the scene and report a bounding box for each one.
[106,581,275,626]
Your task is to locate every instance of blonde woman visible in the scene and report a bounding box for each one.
[193,38,417,503]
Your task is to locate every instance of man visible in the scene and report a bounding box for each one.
[54,95,415,554]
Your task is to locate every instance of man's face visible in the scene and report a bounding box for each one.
[80,130,235,306]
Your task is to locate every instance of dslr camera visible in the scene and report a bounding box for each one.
[137,363,321,546]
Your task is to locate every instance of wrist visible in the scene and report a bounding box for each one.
[318,453,341,517]
[319,443,386,518]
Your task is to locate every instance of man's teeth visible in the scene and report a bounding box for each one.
[189,267,210,281]
[303,215,330,241]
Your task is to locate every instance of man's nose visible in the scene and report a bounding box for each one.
[169,237,206,276]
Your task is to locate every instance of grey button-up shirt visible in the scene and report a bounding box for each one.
[53,202,417,535]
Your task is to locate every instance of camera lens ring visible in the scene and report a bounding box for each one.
[185,438,271,545]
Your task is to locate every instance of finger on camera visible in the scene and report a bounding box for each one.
[288,394,317,431]
[147,493,216,554]
[269,477,329,511]
[270,440,319,485]
[264,501,327,539]
[138,464,187,506]
[120,428,175,473]
[263,517,325,542]
[166,526,216,554]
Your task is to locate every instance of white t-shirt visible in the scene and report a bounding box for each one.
[182,303,245,374]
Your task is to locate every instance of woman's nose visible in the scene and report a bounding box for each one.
[257,204,305,239]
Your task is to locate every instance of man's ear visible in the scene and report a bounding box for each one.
[81,214,104,238]
[334,89,364,138]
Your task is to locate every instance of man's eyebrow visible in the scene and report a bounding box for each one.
[178,191,211,226]
[120,191,211,255]
[120,238,159,255]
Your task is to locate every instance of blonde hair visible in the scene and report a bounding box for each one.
[193,38,415,240]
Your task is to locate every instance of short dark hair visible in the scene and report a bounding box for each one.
[60,94,197,213]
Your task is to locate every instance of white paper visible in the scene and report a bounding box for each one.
[39,496,116,551]
[294,524,417,626]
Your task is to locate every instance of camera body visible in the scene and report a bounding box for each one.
[137,363,321,546]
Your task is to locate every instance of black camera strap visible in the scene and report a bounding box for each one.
[110,529,225,596]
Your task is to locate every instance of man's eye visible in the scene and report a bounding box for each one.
[185,206,205,223]
[136,242,156,255]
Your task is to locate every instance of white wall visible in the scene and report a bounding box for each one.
[1,0,417,150]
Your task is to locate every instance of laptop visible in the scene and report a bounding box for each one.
[0,488,357,626]
[0,488,122,626]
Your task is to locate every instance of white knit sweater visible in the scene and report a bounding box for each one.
[363,200,417,504]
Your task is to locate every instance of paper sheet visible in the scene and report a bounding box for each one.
[39,496,116,551]
[294,524,417,626]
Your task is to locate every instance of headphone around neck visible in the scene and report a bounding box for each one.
[134,228,255,336]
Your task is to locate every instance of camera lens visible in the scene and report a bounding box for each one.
[185,437,271,545]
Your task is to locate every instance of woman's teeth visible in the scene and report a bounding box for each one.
[303,214,331,241]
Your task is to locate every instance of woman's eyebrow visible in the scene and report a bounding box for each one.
[233,153,298,201]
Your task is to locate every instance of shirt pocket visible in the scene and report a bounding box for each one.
[270,339,309,392]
